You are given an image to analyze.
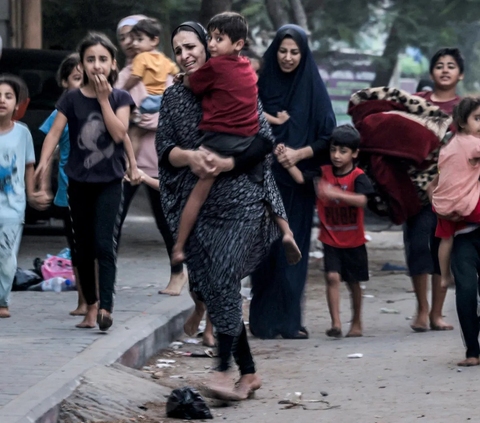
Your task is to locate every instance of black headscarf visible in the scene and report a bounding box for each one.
[170,21,210,61]
[258,25,335,155]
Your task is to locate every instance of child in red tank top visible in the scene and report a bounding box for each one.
[276,125,374,338]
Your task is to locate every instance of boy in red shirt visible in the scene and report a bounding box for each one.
[277,125,374,337]
[172,12,301,266]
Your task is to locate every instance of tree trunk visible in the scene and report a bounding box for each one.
[265,0,289,29]
[199,0,233,27]
[371,18,403,87]
[289,0,309,32]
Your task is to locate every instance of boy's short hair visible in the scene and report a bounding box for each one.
[453,96,480,132]
[132,18,162,40]
[330,125,361,151]
[207,12,248,43]
[429,48,465,75]
[0,74,28,105]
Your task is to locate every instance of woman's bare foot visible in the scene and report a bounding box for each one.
[76,303,97,328]
[184,306,205,336]
[159,271,188,296]
[458,357,480,367]
[346,323,363,338]
[283,233,302,265]
[208,372,243,401]
[0,306,11,318]
[70,304,88,316]
[234,374,262,399]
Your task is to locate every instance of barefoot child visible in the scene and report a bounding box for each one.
[35,33,139,331]
[431,97,480,290]
[0,75,46,318]
[122,18,179,154]
[278,125,374,337]
[172,12,301,266]
[39,53,88,317]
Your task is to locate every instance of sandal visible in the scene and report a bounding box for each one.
[97,310,113,332]
[326,327,343,338]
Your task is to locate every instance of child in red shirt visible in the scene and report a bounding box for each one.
[172,12,301,266]
[277,125,374,337]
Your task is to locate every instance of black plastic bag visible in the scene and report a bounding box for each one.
[166,386,213,420]
[12,268,42,291]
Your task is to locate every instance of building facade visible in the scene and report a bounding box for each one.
[1,0,42,49]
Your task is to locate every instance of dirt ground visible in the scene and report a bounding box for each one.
[98,232,477,423]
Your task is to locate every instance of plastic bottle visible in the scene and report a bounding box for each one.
[28,277,75,292]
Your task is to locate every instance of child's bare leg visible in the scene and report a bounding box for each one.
[184,290,206,336]
[203,314,216,347]
[172,177,215,265]
[70,267,88,316]
[346,281,363,337]
[325,272,342,337]
[439,237,454,289]
[274,216,302,265]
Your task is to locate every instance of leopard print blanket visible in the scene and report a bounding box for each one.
[350,86,453,204]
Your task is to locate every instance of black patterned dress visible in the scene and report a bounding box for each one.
[156,83,287,337]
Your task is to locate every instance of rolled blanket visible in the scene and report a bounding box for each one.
[348,87,452,224]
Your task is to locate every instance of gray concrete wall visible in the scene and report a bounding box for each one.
[0,0,10,48]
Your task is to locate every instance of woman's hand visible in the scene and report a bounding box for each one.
[93,74,112,104]
[127,164,142,185]
[188,148,234,179]
[28,190,52,211]
[173,73,185,84]
[276,146,302,169]
[277,111,290,124]
[201,146,234,176]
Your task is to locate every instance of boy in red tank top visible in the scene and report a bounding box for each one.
[276,125,374,337]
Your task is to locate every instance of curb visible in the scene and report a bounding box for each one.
[1,294,194,423]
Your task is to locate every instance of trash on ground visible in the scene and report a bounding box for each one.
[279,392,340,410]
[151,371,164,379]
[157,363,174,369]
[12,268,42,291]
[158,359,176,364]
[320,391,328,397]
[360,284,366,290]
[166,386,213,420]
[406,316,413,320]
[284,392,303,402]
[348,353,363,359]
[309,251,324,259]
[363,294,375,298]
[380,308,400,314]
[365,234,373,242]
[170,375,184,379]
[181,351,212,358]
[170,341,184,349]
[457,368,462,372]
[183,338,201,345]
[381,262,407,271]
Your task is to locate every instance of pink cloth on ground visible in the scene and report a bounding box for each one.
[116,65,170,177]
[432,133,480,216]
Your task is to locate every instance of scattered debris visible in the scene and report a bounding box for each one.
[360,284,366,290]
[386,300,395,304]
[348,353,363,359]
[156,364,174,369]
[166,387,213,420]
[363,294,375,298]
[457,368,462,373]
[158,359,176,364]
[365,234,373,242]
[151,371,164,379]
[170,342,184,350]
[380,308,400,314]
[279,392,340,411]
[183,338,201,345]
[169,375,184,379]
[320,391,328,397]
[406,316,413,320]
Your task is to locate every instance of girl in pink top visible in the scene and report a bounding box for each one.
[432,97,480,289]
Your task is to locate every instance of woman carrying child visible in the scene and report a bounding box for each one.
[35,33,139,331]
[115,15,188,296]
[157,20,287,400]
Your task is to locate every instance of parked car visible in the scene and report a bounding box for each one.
[0,48,71,223]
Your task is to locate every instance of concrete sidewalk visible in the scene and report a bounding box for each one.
[0,195,193,423]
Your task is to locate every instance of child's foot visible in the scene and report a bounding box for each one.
[0,307,11,318]
[202,330,216,347]
[184,306,205,336]
[171,244,185,266]
[441,274,454,290]
[458,357,480,367]
[346,323,363,338]
[159,271,188,296]
[326,327,342,338]
[76,304,97,328]
[70,304,88,316]
[283,233,302,265]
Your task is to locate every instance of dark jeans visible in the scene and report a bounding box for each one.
[217,323,255,374]
[68,179,123,312]
[451,228,480,358]
[115,181,182,275]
